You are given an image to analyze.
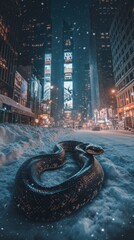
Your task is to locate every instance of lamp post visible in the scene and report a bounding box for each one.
[2,107,7,123]
[110,89,118,129]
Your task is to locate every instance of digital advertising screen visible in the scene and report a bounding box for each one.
[64,52,72,63]
[64,63,73,74]
[43,82,51,100]
[64,81,73,110]
[45,74,51,82]
[21,79,28,101]
[44,53,52,99]
[14,71,28,102]
[64,73,72,80]
[14,71,22,91]
[45,54,51,65]
[44,67,51,82]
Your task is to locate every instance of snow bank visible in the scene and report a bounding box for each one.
[0,124,134,240]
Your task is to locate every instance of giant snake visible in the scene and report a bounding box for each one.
[13,140,104,222]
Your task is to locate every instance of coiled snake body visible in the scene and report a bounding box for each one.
[13,141,104,222]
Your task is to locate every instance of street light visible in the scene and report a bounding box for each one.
[35,118,39,126]
[111,89,116,94]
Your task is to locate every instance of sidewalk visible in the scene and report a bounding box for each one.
[107,129,134,135]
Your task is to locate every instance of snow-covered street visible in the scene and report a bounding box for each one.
[0,124,134,240]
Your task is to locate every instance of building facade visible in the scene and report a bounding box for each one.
[0,0,20,98]
[19,0,52,87]
[63,22,74,112]
[0,0,35,124]
[110,0,134,129]
[89,0,119,116]
[81,63,91,120]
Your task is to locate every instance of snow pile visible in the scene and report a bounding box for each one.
[0,124,73,165]
[0,124,134,240]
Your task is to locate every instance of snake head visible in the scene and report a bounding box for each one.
[85,144,104,155]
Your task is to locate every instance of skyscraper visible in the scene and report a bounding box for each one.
[0,0,20,98]
[51,0,90,124]
[90,0,119,115]
[81,63,91,119]
[19,0,52,83]
[110,0,134,129]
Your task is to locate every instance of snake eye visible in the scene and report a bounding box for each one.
[85,144,104,155]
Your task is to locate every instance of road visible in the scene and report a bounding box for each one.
[72,129,134,163]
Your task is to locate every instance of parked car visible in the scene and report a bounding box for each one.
[92,125,101,131]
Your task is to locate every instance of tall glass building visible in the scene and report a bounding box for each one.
[110,0,134,129]
[89,0,119,114]
[0,0,20,98]
[19,0,52,83]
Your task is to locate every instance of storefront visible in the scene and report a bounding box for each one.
[0,94,35,124]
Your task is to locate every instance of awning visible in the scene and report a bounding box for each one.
[0,94,35,117]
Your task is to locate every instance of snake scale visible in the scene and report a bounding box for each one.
[13,140,104,222]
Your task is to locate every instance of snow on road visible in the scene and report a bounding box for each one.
[0,124,134,240]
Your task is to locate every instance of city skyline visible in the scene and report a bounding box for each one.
[0,0,134,129]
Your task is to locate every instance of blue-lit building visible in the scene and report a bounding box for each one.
[89,0,119,116]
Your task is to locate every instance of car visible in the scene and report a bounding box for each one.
[78,125,82,129]
[92,125,101,131]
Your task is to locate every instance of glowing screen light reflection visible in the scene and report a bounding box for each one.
[64,52,72,63]
[44,53,52,100]
[64,63,73,73]
[64,81,73,110]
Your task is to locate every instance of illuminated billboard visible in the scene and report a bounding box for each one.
[64,63,73,74]
[44,53,52,99]
[45,54,51,65]
[64,52,72,63]
[45,65,51,74]
[14,71,22,90]
[14,71,27,102]
[43,82,51,100]
[63,51,73,110]
[64,73,72,80]
[21,79,27,100]
[64,81,73,110]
